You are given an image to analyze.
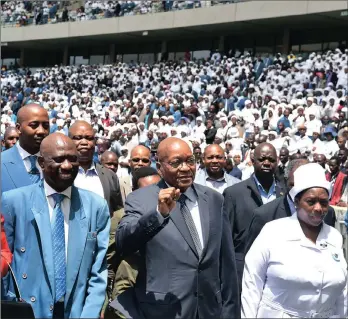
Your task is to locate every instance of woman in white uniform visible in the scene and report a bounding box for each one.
[242,163,347,318]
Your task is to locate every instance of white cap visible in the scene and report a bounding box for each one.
[289,163,330,201]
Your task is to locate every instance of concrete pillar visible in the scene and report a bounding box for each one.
[63,45,69,66]
[218,36,225,52]
[161,40,167,53]
[282,28,290,55]
[109,43,116,64]
[19,48,25,67]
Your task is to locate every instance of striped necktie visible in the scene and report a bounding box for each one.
[178,194,202,257]
[28,155,40,184]
[52,193,66,302]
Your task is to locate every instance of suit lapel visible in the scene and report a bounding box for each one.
[246,176,262,206]
[31,183,55,297]
[4,146,31,188]
[95,163,110,203]
[157,179,199,259]
[65,186,88,303]
[194,184,210,261]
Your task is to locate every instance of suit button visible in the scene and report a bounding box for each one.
[194,292,198,297]
[22,273,27,279]
[30,297,36,303]
[20,247,26,253]
[50,305,54,311]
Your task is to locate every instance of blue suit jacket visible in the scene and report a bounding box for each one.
[1,145,34,193]
[2,182,110,318]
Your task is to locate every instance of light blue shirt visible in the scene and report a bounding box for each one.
[74,163,104,199]
[253,174,277,204]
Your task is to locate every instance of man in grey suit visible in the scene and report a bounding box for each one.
[114,137,240,319]
[195,144,240,193]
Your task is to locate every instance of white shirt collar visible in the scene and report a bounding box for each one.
[44,180,72,199]
[78,162,99,175]
[16,142,40,160]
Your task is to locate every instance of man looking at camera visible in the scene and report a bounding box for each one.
[113,137,240,319]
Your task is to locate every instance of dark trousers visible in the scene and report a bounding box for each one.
[53,302,64,319]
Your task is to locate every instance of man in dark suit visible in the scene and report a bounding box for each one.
[113,137,240,319]
[275,147,289,185]
[1,104,50,193]
[223,143,285,286]
[68,121,123,215]
[245,158,337,254]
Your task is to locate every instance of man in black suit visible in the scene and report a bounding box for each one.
[275,147,289,185]
[69,121,123,215]
[245,159,337,254]
[223,142,285,286]
[114,137,240,319]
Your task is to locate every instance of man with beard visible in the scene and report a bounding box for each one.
[112,137,240,319]
[223,143,286,287]
[195,144,240,193]
[1,133,110,318]
[2,104,49,192]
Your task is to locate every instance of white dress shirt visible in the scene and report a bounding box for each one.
[74,163,104,199]
[242,213,347,318]
[44,181,71,259]
[16,143,43,178]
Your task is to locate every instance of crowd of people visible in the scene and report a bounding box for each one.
[0,0,238,26]
[0,47,348,319]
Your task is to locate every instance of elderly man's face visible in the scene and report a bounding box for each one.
[129,146,151,173]
[39,138,79,191]
[69,124,95,164]
[3,128,19,150]
[158,141,196,193]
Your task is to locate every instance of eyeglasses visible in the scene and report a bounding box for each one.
[131,158,150,164]
[162,157,196,169]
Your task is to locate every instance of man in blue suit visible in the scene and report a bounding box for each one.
[1,104,50,193]
[2,133,110,318]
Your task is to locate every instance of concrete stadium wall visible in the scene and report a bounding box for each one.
[1,0,347,43]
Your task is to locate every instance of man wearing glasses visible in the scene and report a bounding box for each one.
[118,145,152,204]
[112,137,240,319]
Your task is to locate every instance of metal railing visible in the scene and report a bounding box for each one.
[0,0,247,28]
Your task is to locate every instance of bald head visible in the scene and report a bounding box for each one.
[101,151,119,173]
[203,144,224,157]
[157,137,195,192]
[16,103,50,155]
[253,142,277,178]
[157,137,192,162]
[129,145,151,172]
[38,133,79,192]
[68,120,94,137]
[40,133,76,157]
[2,127,19,150]
[17,104,48,124]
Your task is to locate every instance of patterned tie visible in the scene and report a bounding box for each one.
[52,193,66,302]
[28,155,40,184]
[178,194,202,257]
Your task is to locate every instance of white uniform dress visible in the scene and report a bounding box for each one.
[242,213,347,318]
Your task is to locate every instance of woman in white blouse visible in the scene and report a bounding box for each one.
[242,163,347,318]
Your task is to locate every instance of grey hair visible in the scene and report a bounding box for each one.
[284,159,310,180]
